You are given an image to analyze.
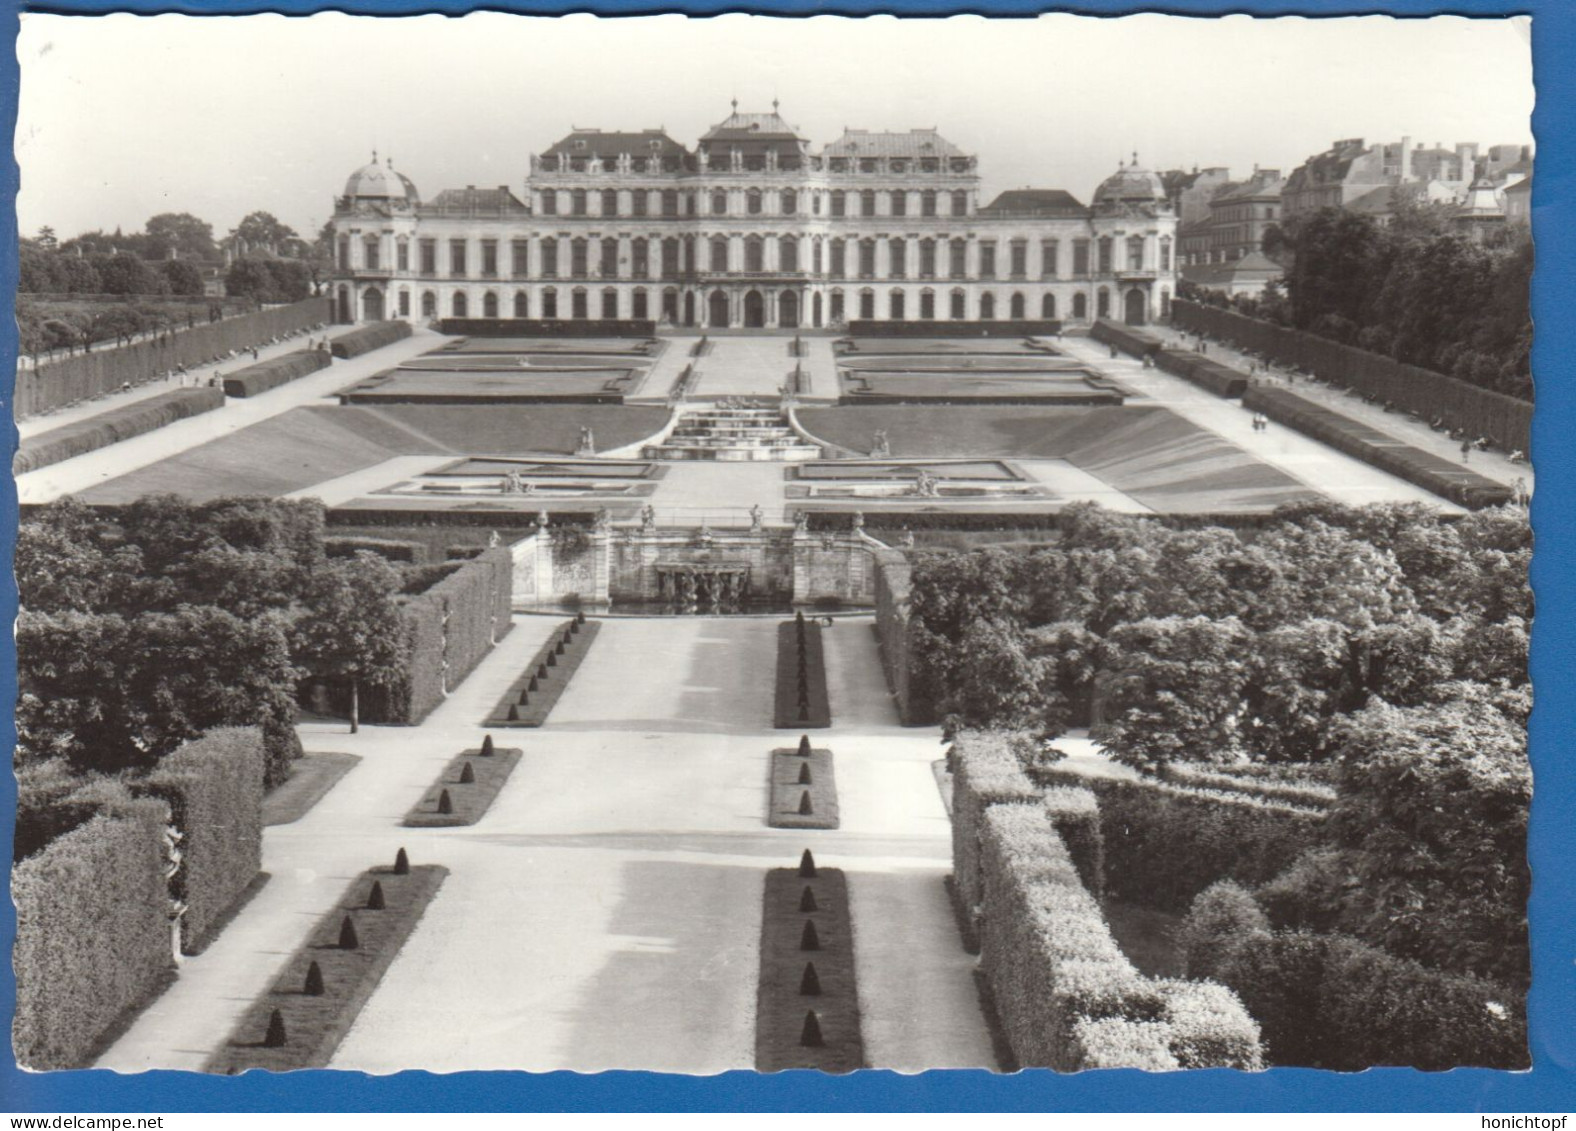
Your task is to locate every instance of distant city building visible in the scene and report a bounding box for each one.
[1503,174,1532,226]
[1168,165,1286,296]
[329,104,1179,329]
[1282,136,1533,221]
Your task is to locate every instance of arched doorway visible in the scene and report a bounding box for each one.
[684,292,696,327]
[813,292,823,328]
[1073,293,1087,320]
[709,289,730,328]
[1124,288,1147,326]
[980,292,996,320]
[482,292,498,319]
[1009,292,1026,320]
[743,290,765,328]
[889,290,905,321]
[336,286,351,324]
[780,290,800,329]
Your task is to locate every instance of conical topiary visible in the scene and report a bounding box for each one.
[263,1008,287,1047]
[367,880,386,911]
[797,763,812,785]
[507,704,521,722]
[799,962,822,996]
[528,675,539,692]
[518,688,531,706]
[437,789,453,815]
[798,791,814,816]
[394,847,410,875]
[798,849,817,878]
[555,639,565,656]
[303,960,325,996]
[339,915,359,950]
[481,734,495,757]
[537,663,549,681]
[546,651,557,668]
[460,761,476,784]
[800,1009,825,1048]
[576,611,586,626]
[798,735,812,757]
[800,919,821,951]
[799,886,818,913]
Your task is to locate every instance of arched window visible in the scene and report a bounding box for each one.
[452,292,468,317]
[747,189,763,215]
[889,238,906,279]
[950,289,966,320]
[859,239,877,279]
[859,289,876,320]
[398,289,410,317]
[1160,289,1172,318]
[745,236,765,274]
[662,238,680,276]
[632,288,648,320]
[662,287,679,322]
[602,288,619,319]
[337,235,351,271]
[980,292,996,320]
[950,239,967,279]
[951,190,968,216]
[421,290,436,317]
[831,190,846,218]
[919,239,937,279]
[921,190,937,218]
[920,289,936,320]
[363,236,380,271]
[780,237,798,273]
[1127,235,1145,271]
[542,287,558,319]
[889,290,906,321]
[830,289,845,323]
[1098,237,1114,274]
[1041,293,1057,319]
[710,236,730,273]
[1160,238,1173,272]
[514,291,529,318]
[830,239,846,277]
[712,190,727,216]
[483,291,499,318]
[1097,287,1110,318]
[572,287,589,320]
[812,239,823,275]
[396,237,409,272]
[571,238,588,276]
[782,190,797,215]
[600,237,619,277]
[602,189,618,217]
[1009,292,1026,319]
[1072,292,1087,320]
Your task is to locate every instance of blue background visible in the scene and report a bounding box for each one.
[1,0,1571,1112]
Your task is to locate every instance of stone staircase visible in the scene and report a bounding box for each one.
[644,404,822,462]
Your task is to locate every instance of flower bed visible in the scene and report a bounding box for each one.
[773,618,831,730]
[766,743,839,830]
[484,617,601,727]
[221,349,330,397]
[206,859,448,1074]
[1244,385,1513,509]
[756,858,865,1073]
[403,742,524,827]
[14,387,225,475]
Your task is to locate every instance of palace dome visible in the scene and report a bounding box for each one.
[1093,158,1166,207]
[343,155,419,203]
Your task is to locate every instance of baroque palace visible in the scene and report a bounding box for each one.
[330,103,1179,330]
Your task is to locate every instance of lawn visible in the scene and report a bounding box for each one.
[263,753,362,826]
[403,743,524,827]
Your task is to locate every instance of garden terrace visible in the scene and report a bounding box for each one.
[206,862,448,1074]
[837,337,1062,357]
[336,366,643,405]
[485,617,601,727]
[403,742,524,827]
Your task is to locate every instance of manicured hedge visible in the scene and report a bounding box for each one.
[331,320,413,359]
[13,797,173,1070]
[1173,299,1532,453]
[949,730,1041,949]
[1158,763,1334,810]
[1155,350,1249,398]
[221,348,330,397]
[1091,318,1163,359]
[1180,883,1526,1070]
[485,618,601,727]
[1244,386,1513,509]
[323,536,424,563]
[14,387,225,475]
[774,619,831,729]
[143,727,265,954]
[871,549,930,726]
[977,804,1262,1071]
[1035,768,1327,913]
[1043,785,1104,900]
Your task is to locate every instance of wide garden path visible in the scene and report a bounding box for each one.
[693,337,799,399]
[16,328,450,505]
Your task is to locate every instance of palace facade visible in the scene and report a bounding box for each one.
[330,105,1178,330]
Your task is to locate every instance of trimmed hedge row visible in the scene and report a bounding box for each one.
[1173,298,1532,453]
[1043,785,1104,900]
[143,727,265,954]
[977,804,1262,1071]
[1244,386,1514,509]
[323,536,424,563]
[1181,882,1527,1070]
[950,730,1041,950]
[1034,768,1327,913]
[221,348,330,397]
[14,387,225,475]
[871,548,929,726]
[13,797,173,1070]
[1158,763,1334,810]
[1155,350,1249,398]
[331,320,413,359]
[1090,318,1162,359]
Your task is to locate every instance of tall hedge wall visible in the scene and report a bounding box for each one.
[1035,768,1327,913]
[143,727,265,953]
[331,320,413,359]
[978,804,1262,1071]
[1244,385,1514,508]
[1091,318,1247,397]
[14,387,225,476]
[221,348,330,397]
[1173,299,1532,453]
[17,297,330,419]
[872,547,931,725]
[13,799,173,1070]
[950,731,1040,947]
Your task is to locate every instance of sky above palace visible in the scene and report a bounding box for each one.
[16,12,1534,243]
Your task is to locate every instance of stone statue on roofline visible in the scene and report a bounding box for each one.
[750,503,764,532]
[641,503,657,529]
[577,426,596,457]
[871,429,890,458]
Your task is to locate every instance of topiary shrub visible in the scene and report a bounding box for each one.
[1177,881,1271,983]
[1255,847,1349,934]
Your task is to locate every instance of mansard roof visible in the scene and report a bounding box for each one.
[824,128,966,160]
[978,189,1088,218]
[542,129,691,160]
[421,186,531,216]
[701,108,804,142]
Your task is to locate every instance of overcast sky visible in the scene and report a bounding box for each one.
[15,12,1534,243]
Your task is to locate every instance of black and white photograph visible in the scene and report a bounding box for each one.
[9,10,1537,1086]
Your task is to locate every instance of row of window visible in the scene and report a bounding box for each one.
[536,187,974,219]
[538,153,972,176]
[343,233,1174,279]
[364,284,1169,323]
